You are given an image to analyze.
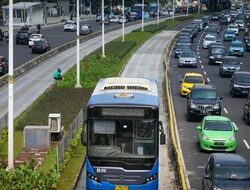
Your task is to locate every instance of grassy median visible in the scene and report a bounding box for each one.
[0,14,200,188]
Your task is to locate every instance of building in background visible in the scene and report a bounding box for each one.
[2,2,44,26]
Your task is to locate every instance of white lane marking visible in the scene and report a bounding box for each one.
[232,122,238,129]
[197,166,205,169]
[197,52,200,55]
[204,71,207,75]
[198,56,201,59]
[197,48,199,51]
[201,65,204,68]
[207,78,210,82]
[199,60,202,64]
[243,140,250,149]
[223,108,228,114]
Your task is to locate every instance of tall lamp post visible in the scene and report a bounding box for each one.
[122,0,125,41]
[186,0,189,16]
[8,0,14,170]
[142,0,144,31]
[75,0,82,88]
[101,0,105,57]
[172,0,175,20]
[157,0,159,25]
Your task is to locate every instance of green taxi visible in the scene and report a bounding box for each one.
[196,116,238,152]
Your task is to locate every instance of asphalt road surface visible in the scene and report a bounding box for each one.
[0,19,132,69]
[169,21,250,189]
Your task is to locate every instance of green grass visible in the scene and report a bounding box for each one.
[38,146,56,172]
[55,145,86,190]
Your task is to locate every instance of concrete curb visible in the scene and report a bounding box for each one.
[71,157,86,190]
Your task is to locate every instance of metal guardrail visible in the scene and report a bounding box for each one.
[164,32,190,190]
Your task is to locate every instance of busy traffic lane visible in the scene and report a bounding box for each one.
[169,21,250,189]
[0,19,126,69]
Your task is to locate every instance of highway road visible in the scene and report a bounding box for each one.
[169,21,250,189]
[0,19,122,69]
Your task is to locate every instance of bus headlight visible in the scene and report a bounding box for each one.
[87,172,99,182]
[145,174,157,183]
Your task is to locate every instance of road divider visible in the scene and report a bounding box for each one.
[164,32,190,190]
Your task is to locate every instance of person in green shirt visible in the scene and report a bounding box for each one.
[53,68,62,80]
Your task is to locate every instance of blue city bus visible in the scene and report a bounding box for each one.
[81,77,166,190]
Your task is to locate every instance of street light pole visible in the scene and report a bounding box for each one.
[157,0,159,25]
[90,0,92,16]
[75,0,82,88]
[8,0,14,170]
[102,0,105,57]
[172,0,175,20]
[142,0,144,31]
[122,0,125,42]
[186,0,189,16]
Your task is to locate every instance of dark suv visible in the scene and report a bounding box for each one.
[0,56,8,76]
[202,153,250,190]
[16,30,30,45]
[230,71,250,97]
[186,84,222,121]
[243,92,250,124]
[208,43,226,65]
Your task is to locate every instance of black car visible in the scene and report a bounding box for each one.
[16,30,30,45]
[31,39,51,54]
[0,56,8,76]
[243,92,250,124]
[246,41,250,52]
[181,28,196,39]
[203,153,250,190]
[219,56,241,77]
[208,44,226,65]
[219,16,228,25]
[202,16,210,26]
[179,32,194,42]
[211,13,220,21]
[186,84,222,121]
[230,71,250,97]
[127,12,137,22]
[174,45,191,58]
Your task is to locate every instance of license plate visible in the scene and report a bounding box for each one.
[214,142,224,145]
[115,186,128,190]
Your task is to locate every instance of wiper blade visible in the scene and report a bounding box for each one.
[106,148,121,157]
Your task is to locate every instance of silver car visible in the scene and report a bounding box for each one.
[178,51,197,68]
[219,56,241,77]
[80,24,92,35]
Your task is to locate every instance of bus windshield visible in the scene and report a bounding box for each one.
[88,118,157,159]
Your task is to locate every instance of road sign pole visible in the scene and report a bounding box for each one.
[8,0,14,170]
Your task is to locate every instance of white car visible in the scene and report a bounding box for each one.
[224,14,231,22]
[110,16,119,23]
[64,20,77,32]
[203,35,217,49]
[28,34,44,48]
[228,24,239,35]
[118,16,127,24]
[235,19,245,30]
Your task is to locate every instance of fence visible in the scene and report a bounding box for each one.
[56,109,85,173]
[0,113,8,141]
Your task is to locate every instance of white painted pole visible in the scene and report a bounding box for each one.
[172,0,175,20]
[198,0,200,14]
[8,0,14,170]
[122,0,125,42]
[187,1,189,16]
[90,0,92,16]
[142,0,144,31]
[102,0,105,57]
[75,0,82,88]
[157,0,159,25]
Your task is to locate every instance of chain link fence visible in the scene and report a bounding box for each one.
[0,113,8,141]
[56,109,85,173]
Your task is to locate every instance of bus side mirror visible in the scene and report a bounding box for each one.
[159,121,166,145]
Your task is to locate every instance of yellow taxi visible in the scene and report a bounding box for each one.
[180,72,205,96]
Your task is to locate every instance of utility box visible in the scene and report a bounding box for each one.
[24,126,50,149]
[48,113,64,140]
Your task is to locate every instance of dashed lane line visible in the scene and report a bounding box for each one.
[197,52,200,55]
[207,78,210,82]
[223,108,228,114]
[243,140,250,149]
[201,65,204,68]
[203,71,207,75]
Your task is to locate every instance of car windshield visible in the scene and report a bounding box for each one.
[177,38,191,43]
[204,120,232,131]
[81,25,89,30]
[225,30,235,34]
[191,89,217,100]
[214,165,250,180]
[184,76,203,83]
[236,74,250,83]
[34,40,45,45]
[181,52,195,57]
[232,42,243,47]
[65,21,75,25]
[211,47,225,54]
[229,25,238,29]
[205,37,216,41]
[223,58,239,65]
[30,34,41,39]
[176,45,190,50]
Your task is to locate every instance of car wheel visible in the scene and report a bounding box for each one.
[220,71,224,77]
[230,89,236,97]
[245,112,250,125]
[31,50,34,54]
